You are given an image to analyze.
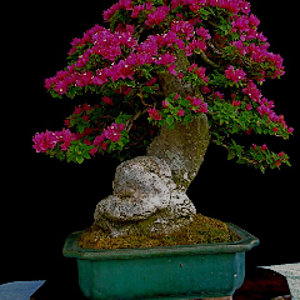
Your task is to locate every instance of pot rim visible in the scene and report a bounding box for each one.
[63,223,259,260]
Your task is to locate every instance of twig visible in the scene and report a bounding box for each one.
[207,41,223,56]
[199,50,220,69]
[137,91,153,107]
[130,131,149,146]
[126,108,149,132]
[211,139,259,166]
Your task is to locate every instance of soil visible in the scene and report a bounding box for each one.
[78,214,241,250]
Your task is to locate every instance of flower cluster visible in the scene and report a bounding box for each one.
[225,66,246,83]
[91,123,127,154]
[34,0,293,172]
[33,129,74,154]
[242,80,293,133]
[145,6,170,27]
[170,0,250,14]
[187,96,208,113]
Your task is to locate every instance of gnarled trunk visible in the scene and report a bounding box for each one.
[94,52,210,236]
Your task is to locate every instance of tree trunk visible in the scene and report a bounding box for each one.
[94,51,210,237]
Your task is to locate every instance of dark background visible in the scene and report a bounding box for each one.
[2,1,299,298]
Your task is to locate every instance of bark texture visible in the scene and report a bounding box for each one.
[94,51,210,236]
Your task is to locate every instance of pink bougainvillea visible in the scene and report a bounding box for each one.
[33,0,293,172]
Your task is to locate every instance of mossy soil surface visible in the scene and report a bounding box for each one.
[79,214,241,250]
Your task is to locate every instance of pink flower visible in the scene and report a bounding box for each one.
[64,119,71,127]
[232,16,249,32]
[82,114,89,122]
[162,101,169,108]
[110,60,135,81]
[261,144,268,151]
[54,81,69,95]
[278,151,285,158]
[155,52,176,65]
[168,64,177,76]
[177,109,185,117]
[131,4,145,18]
[89,147,98,156]
[103,3,121,21]
[118,0,133,10]
[93,134,105,147]
[214,91,224,100]
[33,131,57,153]
[92,69,108,86]
[145,77,157,86]
[246,104,252,111]
[145,6,170,28]
[240,1,251,15]
[249,14,260,27]
[101,142,108,151]
[178,73,185,80]
[245,128,252,135]
[103,123,125,142]
[104,129,121,142]
[32,129,74,153]
[201,86,210,94]
[232,100,241,107]
[194,66,209,82]
[115,85,133,95]
[84,139,92,146]
[188,96,208,113]
[148,108,162,120]
[243,80,262,102]
[195,27,211,40]
[145,1,152,11]
[57,129,75,151]
[102,96,114,105]
[185,39,207,56]
[225,66,246,83]
[232,40,249,56]
[188,63,198,73]
[171,20,195,40]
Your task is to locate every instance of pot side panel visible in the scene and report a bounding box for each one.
[77,252,245,299]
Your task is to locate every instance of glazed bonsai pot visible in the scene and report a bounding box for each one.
[63,224,259,300]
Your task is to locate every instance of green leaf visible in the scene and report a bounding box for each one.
[83,151,91,160]
[166,115,175,129]
[227,152,236,160]
[200,8,211,18]
[236,158,247,165]
[172,6,182,13]
[76,156,84,164]
[183,115,192,125]
[115,113,132,124]
[259,165,266,174]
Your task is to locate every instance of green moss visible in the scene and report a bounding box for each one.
[79,214,241,250]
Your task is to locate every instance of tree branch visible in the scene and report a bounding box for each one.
[211,139,259,166]
[198,50,220,69]
[125,108,149,132]
[137,91,153,107]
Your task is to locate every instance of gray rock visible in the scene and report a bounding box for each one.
[93,51,210,237]
[94,156,196,236]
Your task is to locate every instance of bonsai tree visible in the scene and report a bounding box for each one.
[33,0,293,237]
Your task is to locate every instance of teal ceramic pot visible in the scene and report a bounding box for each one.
[63,224,259,300]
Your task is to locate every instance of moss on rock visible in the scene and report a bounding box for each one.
[79,214,241,250]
